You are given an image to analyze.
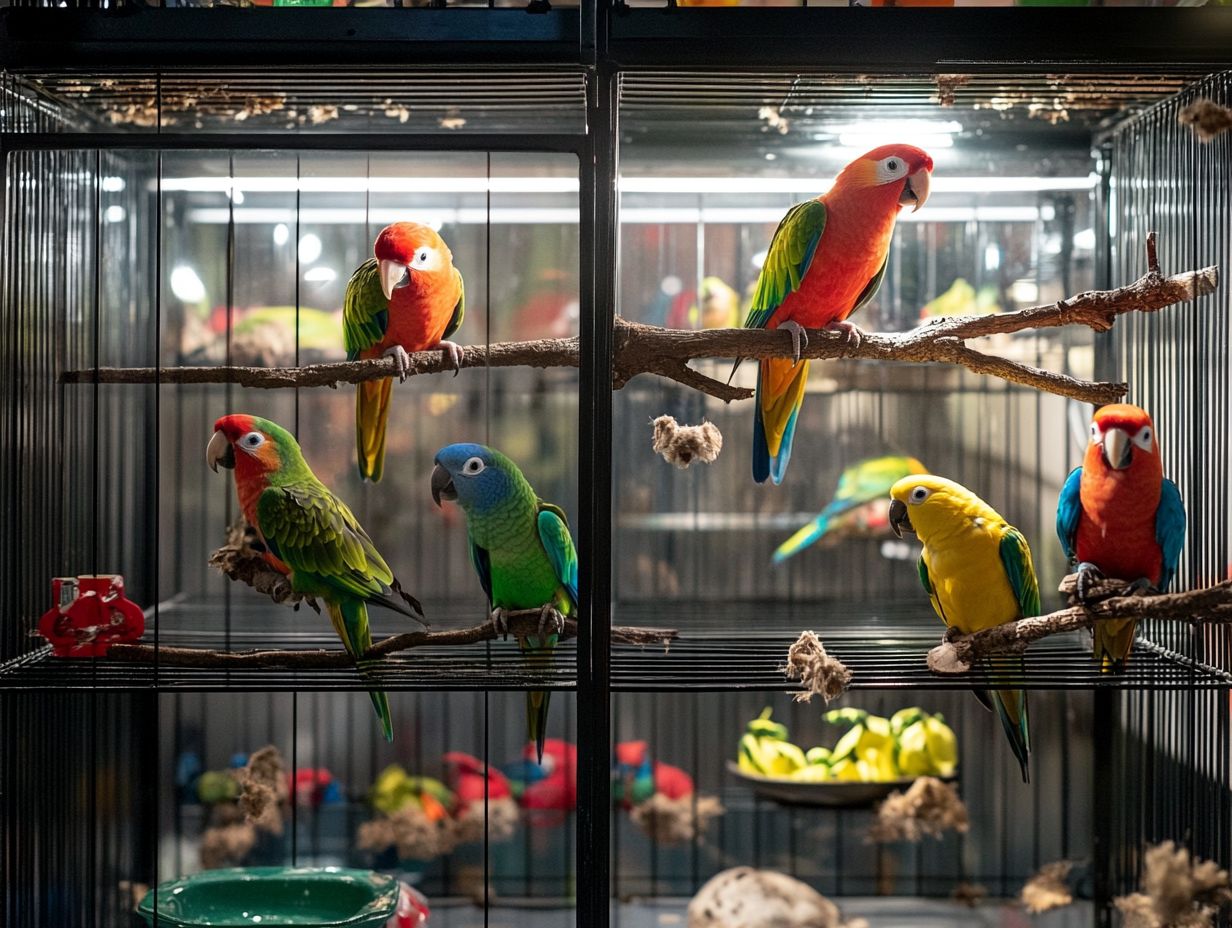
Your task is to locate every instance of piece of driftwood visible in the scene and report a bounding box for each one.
[927,574,1232,674]
[60,234,1217,405]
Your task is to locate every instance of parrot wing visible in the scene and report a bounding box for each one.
[1155,478,1186,591]
[1054,466,1083,561]
[999,526,1041,618]
[742,199,827,331]
[850,255,889,317]
[773,455,925,563]
[839,455,927,506]
[343,258,388,361]
[467,534,494,606]
[443,267,465,340]
[916,554,951,626]
[537,502,579,608]
[257,483,424,620]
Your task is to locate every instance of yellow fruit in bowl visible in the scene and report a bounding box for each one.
[791,764,832,783]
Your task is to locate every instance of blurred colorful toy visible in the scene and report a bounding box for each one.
[290,768,344,808]
[612,741,695,809]
[371,764,455,821]
[664,276,742,330]
[38,574,145,657]
[387,882,431,928]
[503,739,577,823]
[443,752,512,811]
[512,268,579,340]
[919,277,1001,320]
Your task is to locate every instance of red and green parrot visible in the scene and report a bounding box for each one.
[430,443,578,763]
[1056,403,1186,671]
[345,222,466,483]
[207,414,426,741]
[740,145,932,484]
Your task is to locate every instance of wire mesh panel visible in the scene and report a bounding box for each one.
[0,69,590,928]
[1098,70,1232,922]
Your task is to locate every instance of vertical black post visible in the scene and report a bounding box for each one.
[576,49,616,928]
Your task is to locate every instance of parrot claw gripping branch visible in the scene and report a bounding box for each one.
[62,233,1218,410]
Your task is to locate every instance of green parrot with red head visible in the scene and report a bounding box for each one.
[345,222,466,483]
[207,414,426,741]
[1056,403,1186,671]
[741,145,932,484]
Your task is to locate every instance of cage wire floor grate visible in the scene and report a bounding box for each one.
[2,598,1228,693]
[609,601,1232,692]
[0,599,578,692]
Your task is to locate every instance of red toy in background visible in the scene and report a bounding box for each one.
[442,752,512,812]
[613,741,695,809]
[386,882,430,928]
[509,739,577,826]
[38,575,145,657]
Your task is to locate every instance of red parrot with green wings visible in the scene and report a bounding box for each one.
[743,146,932,484]
[345,222,465,483]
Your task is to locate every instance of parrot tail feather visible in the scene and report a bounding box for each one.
[522,634,557,763]
[753,358,809,485]
[772,514,831,565]
[992,685,1031,784]
[1094,618,1137,673]
[356,377,394,483]
[330,600,395,742]
[527,690,551,765]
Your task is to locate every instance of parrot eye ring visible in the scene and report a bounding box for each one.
[909,486,932,504]
[241,431,265,449]
[1090,423,1102,440]
[462,456,486,476]
[1133,427,1153,450]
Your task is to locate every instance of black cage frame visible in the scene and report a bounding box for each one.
[1,6,1231,928]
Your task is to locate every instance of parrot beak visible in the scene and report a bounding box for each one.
[379,259,410,301]
[1102,428,1133,470]
[206,430,235,472]
[888,499,914,538]
[431,463,457,507]
[900,168,931,213]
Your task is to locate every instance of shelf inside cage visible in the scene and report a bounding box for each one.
[609,600,1232,693]
[0,599,577,693]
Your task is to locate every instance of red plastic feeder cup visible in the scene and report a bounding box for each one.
[38,575,145,657]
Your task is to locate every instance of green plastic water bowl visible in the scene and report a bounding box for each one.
[136,867,401,927]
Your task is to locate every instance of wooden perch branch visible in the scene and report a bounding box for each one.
[95,525,675,670]
[59,233,1217,405]
[928,574,1232,674]
[105,609,676,670]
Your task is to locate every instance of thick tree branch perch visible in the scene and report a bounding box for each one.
[117,527,674,670]
[928,575,1232,673]
[104,610,676,670]
[60,234,1216,405]
[60,338,578,389]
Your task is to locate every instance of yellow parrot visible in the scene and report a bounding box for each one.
[888,475,1037,783]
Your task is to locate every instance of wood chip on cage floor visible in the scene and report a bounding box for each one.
[1114,841,1232,928]
[868,776,969,843]
[1020,860,1074,914]
[629,793,724,846]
